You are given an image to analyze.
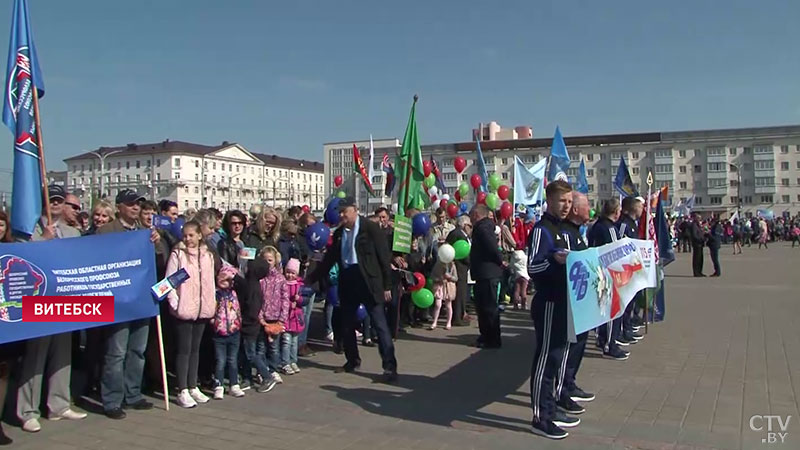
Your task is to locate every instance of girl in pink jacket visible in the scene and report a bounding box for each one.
[258,246,290,375]
[165,221,216,408]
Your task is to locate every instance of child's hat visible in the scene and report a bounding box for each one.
[217,265,238,282]
[285,258,300,274]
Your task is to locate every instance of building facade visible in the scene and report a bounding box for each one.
[323,138,401,212]
[64,140,324,212]
[324,125,800,217]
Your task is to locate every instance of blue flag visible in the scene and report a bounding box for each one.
[474,138,489,192]
[547,126,570,182]
[655,195,675,267]
[613,157,639,198]
[575,158,589,194]
[513,155,546,206]
[3,0,45,237]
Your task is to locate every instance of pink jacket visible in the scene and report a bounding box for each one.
[259,267,290,324]
[285,278,305,333]
[166,244,216,321]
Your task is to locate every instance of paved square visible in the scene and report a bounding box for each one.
[3,244,799,449]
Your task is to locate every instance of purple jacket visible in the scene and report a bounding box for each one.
[259,267,290,324]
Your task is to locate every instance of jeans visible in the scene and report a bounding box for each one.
[298,293,315,347]
[174,319,206,391]
[281,333,299,367]
[213,332,240,387]
[267,332,283,370]
[242,332,272,381]
[101,319,149,411]
[325,299,335,336]
[709,246,721,275]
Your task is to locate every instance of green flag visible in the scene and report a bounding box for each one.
[396,96,428,216]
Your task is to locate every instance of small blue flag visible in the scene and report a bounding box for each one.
[475,138,489,192]
[575,158,589,194]
[613,157,639,198]
[3,0,45,237]
[547,126,570,182]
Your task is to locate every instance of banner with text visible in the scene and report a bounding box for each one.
[566,238,656,341]
[0,230,158,344]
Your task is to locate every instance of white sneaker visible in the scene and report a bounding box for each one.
[51,409,87,421]
[189,387,210,404]
[22,418,41,432]
[325,332,334,342]
[230,384,245,398]
[281,365,295,375]
[272,372,284,384]
[176,389,197,408]
[213,386,224,400]
[290,363,300,373]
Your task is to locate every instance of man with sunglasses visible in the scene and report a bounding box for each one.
[62,193,82,229]
[30,185,82,241]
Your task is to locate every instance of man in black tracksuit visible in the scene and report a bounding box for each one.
[469,205,504,349]
[586,198,628,361]
[528,181,579,439]
[556,192,595,415]
[690,213,707,277]
[616,197,644,345]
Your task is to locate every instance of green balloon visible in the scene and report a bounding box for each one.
[589,209,596,219]
[453,240,471,260]
[425,173,436,188]
[486,192,500,210]
[458,182,470,196]
[336,191,346,198]
[411,288,434,308]
[488,173,502,191]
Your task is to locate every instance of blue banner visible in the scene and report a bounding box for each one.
[153,214,184,240]
[0,230,159,344]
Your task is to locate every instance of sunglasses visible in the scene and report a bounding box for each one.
[230,221,244,226]
[50,197,64,205]
[66,202,81,212]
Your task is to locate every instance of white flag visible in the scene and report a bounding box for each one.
[513,156,546,206]
[368,134,376,185]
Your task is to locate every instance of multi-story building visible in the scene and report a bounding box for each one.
[63,140,324,212]
[323,138,401,212]
[324,124,800,217]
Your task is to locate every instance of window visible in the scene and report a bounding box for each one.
[710,197,722,205]
[174,172,180,180]
[760,195,773,203]
[194,186,199,193]
[678,150,686,158]
[656,164,673,174]
[730,196,738,204]
[744,196,752,204]
[195,160,199,168]
[780,145,789,154]
[502,172,509,180]
[146,173,151,181]
[782,178,789,186]
[707,147,725,156]
[125,161,130,169]
[782,195,790,203]
[599,153,607,160]
[679,181,687,189]
[755,177,774,186]
[744,147,752,155]
[611,152,623,161]
[599,183,608,192]
[587,169,594,177]
[695,196,703,205]
[654,149,671,158]
[797,178,800,185]
[156,173,161,181]
[443,173,457,181]
[797,161,800,169]
[754,145,772,154]
[194,174,199,181]
[135,160,140,169]
[174,158,181,167]
[501,158,508,165]
[157,159,161,167]
[780,162,789,170]
[184,186,189,193]
[743,179,753,186]
[588,184,594,192]
[125,175,130,182]
[730,180,738,187]
[236,165,240,172]
[694,165,702,173]
[754,160,774,170]
[708,179,726,188]
[184,200,189,208]
[586,154,594,161]
[632,167,640,175]
[729,147,736,155]
[707,162,726,172]
[679,166,687,174]
[599,168,607,176]
[694,149,702,157]
[631,152,639,159]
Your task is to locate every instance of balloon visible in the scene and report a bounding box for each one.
[324,206,340,226]
[302,205,310,213]
[477,191,487,205]
[453,240,471,260]
[441,194,450,202]
[411,288,434,308]
[470,174,482,190]
[336,190,346,198]
[425,173,436,188]
[437,243,455,263]
[305,222,331,251]
[497,184,510,201]
[499,201,513,220]
[334,175,343,187]
[454,191,462,202]
[409,272,426,292]
[485,193,499,210]
[422,160,432,177]
[428,186,438,197]
[446,203,458,218]
[439,199,448,209]
[430,195,438,205]
[589,209,596,219]
[356,304,367,321]
[488,173,502,192]
[458,182,470,196]
[460,202,469,213]
[411,213,431,236]
[326,286,339,307]
[454,156,467,174]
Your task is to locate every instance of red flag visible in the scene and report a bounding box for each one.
[352,144,373,193]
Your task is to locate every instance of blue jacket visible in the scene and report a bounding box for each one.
[528,212,569,299]
[587,217,619,247]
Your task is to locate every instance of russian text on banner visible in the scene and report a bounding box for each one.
[0,230,158,344]
[566,237,656,341]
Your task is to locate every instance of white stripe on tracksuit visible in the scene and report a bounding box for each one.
[605,226,618,351]
[532,301,553,421]
[555,233,571,398]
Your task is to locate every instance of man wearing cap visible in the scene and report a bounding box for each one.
[16,185,87,433]
[97,189,166,419]
[307,197,398,383]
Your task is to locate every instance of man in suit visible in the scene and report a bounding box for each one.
[690,212,706,277]
[446,215,472,326]
[469,204,504,349]
[308,197,398,383]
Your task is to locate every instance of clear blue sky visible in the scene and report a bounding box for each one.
[1,0,798,174]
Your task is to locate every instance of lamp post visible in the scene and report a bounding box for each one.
[89,149,123,199]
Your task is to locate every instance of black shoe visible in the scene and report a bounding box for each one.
[710,273,720,277]
[604,348,629,361]
[334,362,361,373]
[124,399,153,410]
[105,408,127,420]
[552,410,581,428]
[530,419,568,440]
[332,342,343,354]
[0,424,12,446]
[631,315,643,327]
[557,397,586,414]
[362,339,375,347]
[380,370,398,383]
[694,274,706,278]
[615,338,631,346]
[626,332,643,341]
[257,377,277,393]
[569,386,596,402]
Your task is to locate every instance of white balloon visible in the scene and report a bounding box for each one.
[428,186,439,197]
[441,194,450,202]
[437,243,455,264]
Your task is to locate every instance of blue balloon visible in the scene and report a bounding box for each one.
[459,202,469,213]
[305,222,331,251]
[411,213,431,237]
[356,304,367,321]
[326,286,339,307]
[324,206,340,226]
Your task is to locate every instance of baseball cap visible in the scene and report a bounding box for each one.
[116,189,145,205]
[48,184,66,201]
[338,196,357,211]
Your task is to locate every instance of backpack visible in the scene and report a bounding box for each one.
[212,289,242,336]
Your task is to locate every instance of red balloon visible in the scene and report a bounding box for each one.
[334,175,343,187]
[499,201,513,220]
[454,191,462,202]
[470,174,482,189]
[454,156,467,173]
[302,205,310,213]
[430,195,438,204]
[439,199,448,209]
[446,203,459,218]
[497,184,510,201]
[477,191,487,204]
[422,160,432,177]
[410,272,426,292]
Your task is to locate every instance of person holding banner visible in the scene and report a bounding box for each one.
[527,180,579,439]
[616,197,644,344]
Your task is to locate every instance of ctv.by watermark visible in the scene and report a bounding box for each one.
[749,415,792,444]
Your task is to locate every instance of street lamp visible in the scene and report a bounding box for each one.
[89,149,123,199]
[730,162,742,220]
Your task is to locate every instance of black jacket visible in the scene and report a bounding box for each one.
[446,227,471,271]
[528,212,569,299]
[309,216,392,305]
[690,221,706,246]
[561,220,588,252]
[469,217,504,280]
[240,257,270,338]
[707,221,722,249]
[587,217,619,247]
[616,215,638,240]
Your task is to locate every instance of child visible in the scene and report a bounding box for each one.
[211,266,245,400]
[258,246,291,376]
[282,259,306,374]
[165,221,217,408]
[429,259,457,330]
[511,249,530,310]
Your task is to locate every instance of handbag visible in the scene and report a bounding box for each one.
[263,321,284,336]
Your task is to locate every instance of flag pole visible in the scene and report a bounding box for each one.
[156,313,170,411]
[31,87,51,225]
[400,94,418,213]
[644,172,653,333]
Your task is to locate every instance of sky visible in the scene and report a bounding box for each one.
[0,0,798,178]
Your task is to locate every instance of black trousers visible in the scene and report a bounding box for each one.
[474,278,502,347]
[174,319,207,390]
[453,264,469,324]
[560,331,588,400]
[339,266,397,372]
[530,297,567,423]
[692,244,704,276]
[709,246,721,275]
[597,317,621,352]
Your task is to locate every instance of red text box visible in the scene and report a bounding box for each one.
[22,296,115,322]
